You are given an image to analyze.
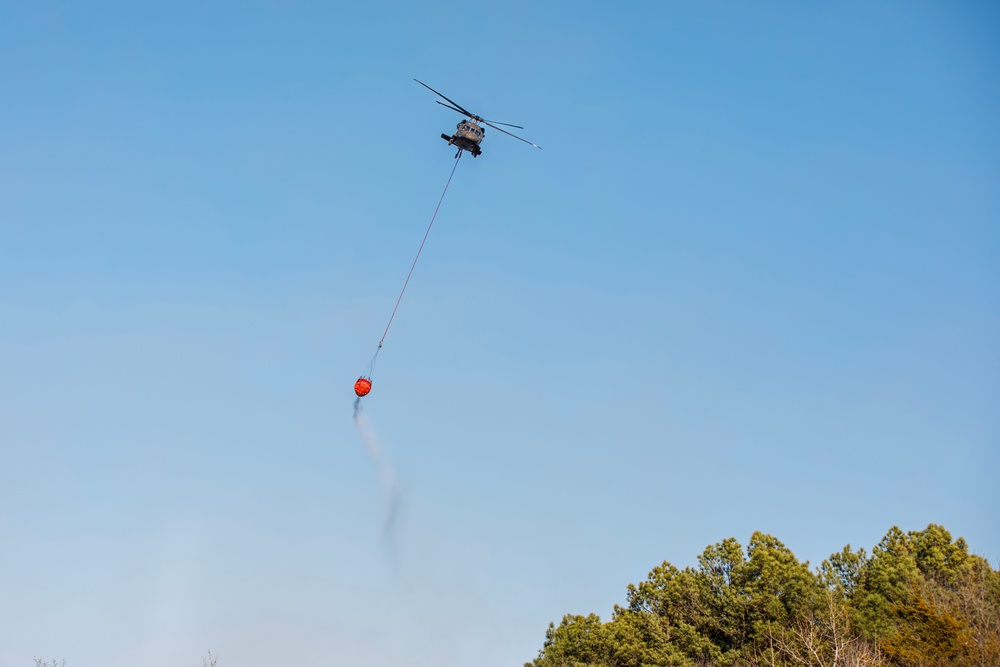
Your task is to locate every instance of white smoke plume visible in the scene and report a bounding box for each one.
[352,398,402,550]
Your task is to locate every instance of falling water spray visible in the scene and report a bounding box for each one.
[352,399,402,548]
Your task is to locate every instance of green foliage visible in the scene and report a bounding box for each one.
[528,525,999,667]
[744,532,824,627]
[820,544,868,596]
[530,614,612,667]
[606,608,689,667]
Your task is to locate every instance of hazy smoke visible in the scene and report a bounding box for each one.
[352,398,402,550]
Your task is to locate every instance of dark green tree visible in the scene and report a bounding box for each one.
[530,614,612,667]
[528,525,997,667]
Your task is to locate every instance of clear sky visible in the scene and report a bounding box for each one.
[2,2,998,666]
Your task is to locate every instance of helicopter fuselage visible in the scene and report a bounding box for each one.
[441,119,485,157]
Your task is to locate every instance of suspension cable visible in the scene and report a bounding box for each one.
[366,152,463,372]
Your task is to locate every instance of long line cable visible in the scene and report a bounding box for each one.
[366,153,463,373]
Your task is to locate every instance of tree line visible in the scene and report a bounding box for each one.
[527,524,999,667]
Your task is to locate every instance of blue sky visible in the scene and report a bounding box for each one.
[2,2,998,666]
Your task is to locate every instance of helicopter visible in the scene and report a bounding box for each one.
[415,79,541,158]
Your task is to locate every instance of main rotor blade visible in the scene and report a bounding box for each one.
[436,100,475,118]
[483,119,524,130]
[483,121,542,149]
[414,79,473,117]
